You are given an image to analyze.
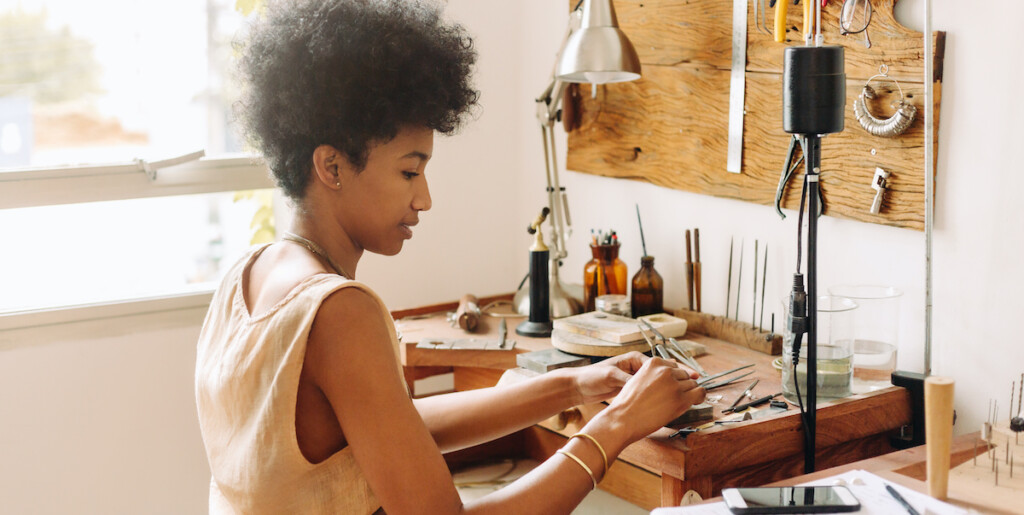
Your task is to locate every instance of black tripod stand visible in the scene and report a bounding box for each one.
[782,45,845,474]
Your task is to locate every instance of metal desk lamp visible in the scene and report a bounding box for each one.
[515,0,641,319]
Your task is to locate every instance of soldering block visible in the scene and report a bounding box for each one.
[666,403,714,427]
[516,348,590,373]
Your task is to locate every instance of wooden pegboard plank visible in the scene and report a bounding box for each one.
[564,0,944,230]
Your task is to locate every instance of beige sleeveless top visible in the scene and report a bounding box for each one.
[195,245,404,514]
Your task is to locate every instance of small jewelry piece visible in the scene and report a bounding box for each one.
[282,231,351,279]
[854,65,917,138]
[556,449,597,489]
[570,433,609,474]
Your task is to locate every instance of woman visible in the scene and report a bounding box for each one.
[195,1,705,513]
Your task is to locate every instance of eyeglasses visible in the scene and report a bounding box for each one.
[839,0,873,48]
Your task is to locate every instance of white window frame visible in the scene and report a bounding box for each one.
[0,154,276,331]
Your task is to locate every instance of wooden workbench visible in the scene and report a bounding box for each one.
[394,307,912,510]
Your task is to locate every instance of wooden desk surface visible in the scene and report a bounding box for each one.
[759,432,1014,515]
[396,310,912,508]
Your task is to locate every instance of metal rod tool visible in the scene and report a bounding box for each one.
[726,237,734,318]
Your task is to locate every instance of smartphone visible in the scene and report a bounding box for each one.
[722,485,860,514]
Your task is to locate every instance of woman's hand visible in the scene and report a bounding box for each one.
[569,351,699,405]
[600,357,706,442]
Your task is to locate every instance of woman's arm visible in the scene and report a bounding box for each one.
[413,354,649,453]
[308,288,703,514]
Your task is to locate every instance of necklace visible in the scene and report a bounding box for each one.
[282,231,351,279]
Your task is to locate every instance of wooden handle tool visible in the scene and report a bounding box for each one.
[455,294,481,332]
[775,0,788,43]
[925,376,955,499]
[693,228,702,312]
[684,230,694,310]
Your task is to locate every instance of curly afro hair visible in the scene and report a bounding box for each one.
[235,0,478,202]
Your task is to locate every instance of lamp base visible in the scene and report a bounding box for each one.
[516,319,553,338]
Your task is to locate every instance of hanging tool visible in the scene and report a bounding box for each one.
[774,0,788,43]
[694,228,702,312]
[754,0,771,35]
[725,237,734,318]
[870,167,891,214]
[726,0,748,173]
[685,229,694,310]
[803,0,813,43]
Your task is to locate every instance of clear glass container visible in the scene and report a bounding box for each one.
[781,295,857,405]
[583,244,628,312]
[595,294,630,317]
[828,285,903,393]
[631,256,664,318]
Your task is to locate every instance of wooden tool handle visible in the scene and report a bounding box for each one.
[925,376,955,499]
[774,0,788,43]
[455,294,480,332]
[693,262,702,312]
[685,263,694,310]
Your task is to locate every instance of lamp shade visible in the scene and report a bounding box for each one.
[556,0,641,84]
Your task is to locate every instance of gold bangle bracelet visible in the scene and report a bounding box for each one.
[570,432,609,475]
[556,449,597,489]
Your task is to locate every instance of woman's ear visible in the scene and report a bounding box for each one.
[311,145,344,189]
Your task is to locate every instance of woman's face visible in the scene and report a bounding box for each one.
[337,126,434,256]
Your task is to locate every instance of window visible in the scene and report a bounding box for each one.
[0,0,276,320]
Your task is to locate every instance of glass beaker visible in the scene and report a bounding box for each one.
[781,295,857,405]
[828,285,903,393]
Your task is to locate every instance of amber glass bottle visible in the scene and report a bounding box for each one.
[631,256,664,318]
[583,244,628,312]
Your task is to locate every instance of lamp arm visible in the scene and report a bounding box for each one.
[532,7,583,263]
[540,119,571,262]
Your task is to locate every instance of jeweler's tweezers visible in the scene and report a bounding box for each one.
[640,319,708,377]
[701,370,755,391]
[696,363,756,387]
[634,323,675,360]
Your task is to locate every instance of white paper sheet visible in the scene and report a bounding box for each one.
[651,469,971,515]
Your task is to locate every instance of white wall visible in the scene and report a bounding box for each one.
[2,1,1021,513]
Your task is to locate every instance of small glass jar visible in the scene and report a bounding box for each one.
[583,244,628,312]
[595,294,630,317]
[631,256,664,318]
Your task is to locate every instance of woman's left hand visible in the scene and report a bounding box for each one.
[564,351,638,405]
[569,351,701,405]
